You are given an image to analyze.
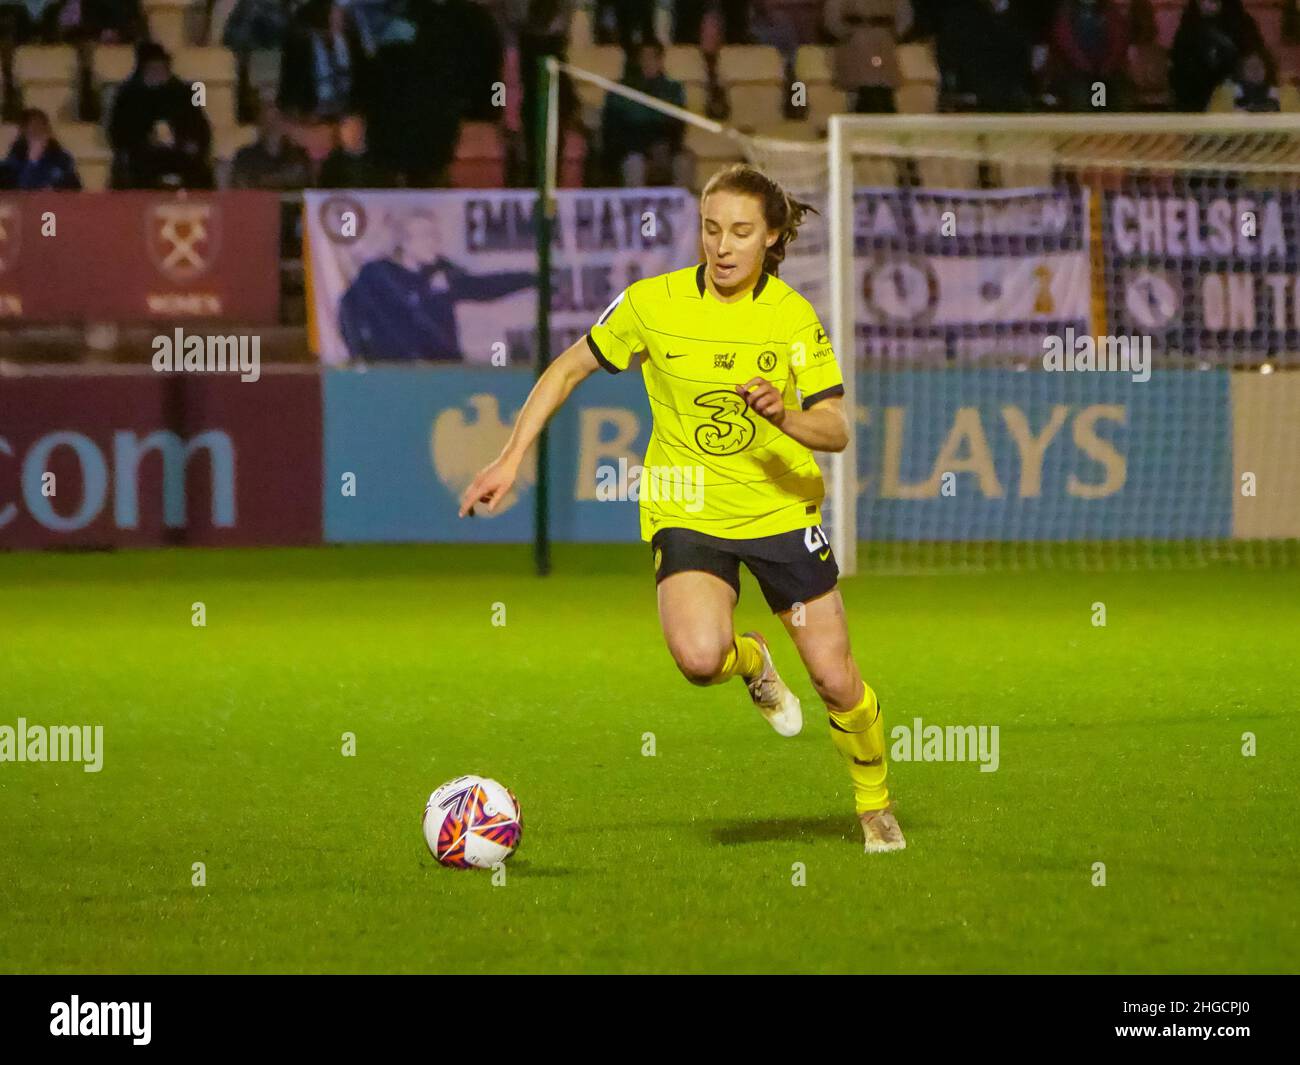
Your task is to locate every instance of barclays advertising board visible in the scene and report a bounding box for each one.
[323,366,1231,544]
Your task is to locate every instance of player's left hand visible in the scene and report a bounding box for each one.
[737,377,787,427]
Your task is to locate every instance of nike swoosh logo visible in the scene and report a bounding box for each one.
[818,549,830,561]
[664,351,690,359]
[853,756,882,767]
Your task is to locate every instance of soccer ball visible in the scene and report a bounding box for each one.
[423,775,522,869]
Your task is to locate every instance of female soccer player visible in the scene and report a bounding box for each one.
[457,164,904,852]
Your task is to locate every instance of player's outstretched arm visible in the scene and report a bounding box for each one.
[737,378,849,453]
[457,337,603,517]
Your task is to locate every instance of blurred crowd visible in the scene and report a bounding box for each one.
[1,0,1297,193]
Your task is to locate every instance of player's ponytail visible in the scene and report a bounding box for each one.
[701,163,818,278]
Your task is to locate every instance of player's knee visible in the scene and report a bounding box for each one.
[673,641,729,686]
[810,661,860,712]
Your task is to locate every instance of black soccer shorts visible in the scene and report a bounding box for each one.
[650,524,839,614]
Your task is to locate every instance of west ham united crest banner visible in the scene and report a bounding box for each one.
[0,192,281,323]
[303,189,700,365]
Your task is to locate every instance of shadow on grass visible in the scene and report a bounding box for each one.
[710,815,858,846]
[502,859,575,877]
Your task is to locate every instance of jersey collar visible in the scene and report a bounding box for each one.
[695,264,771,301]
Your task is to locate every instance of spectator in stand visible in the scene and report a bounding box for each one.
[699,4,730,121]
[936,0,1035,111]
[750,0,802,117]
[365,0,482,186]
[108,41,213,188]
[592,0,654,50]
[601,38,690,187]
[0,2,41,48]
[514,0,572,181]
[277,0,366,122]
[825,0,912,114]
[905,0,941,40]
[457,0,505,121]
[222,0,291,53]
[675,0,749,45]
[318,110,388,185]
[38,0,146,42]
[1049,0,1129,111]
[228,100,312,187]
[1170,0,1264,112]
[0,107,80,188]
[1127,0,1171,110]
[1210,48,1300,112]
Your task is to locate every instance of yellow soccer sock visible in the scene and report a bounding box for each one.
[827,683,890,814]
[714,634,764,684]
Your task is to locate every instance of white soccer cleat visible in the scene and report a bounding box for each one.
[859,804,906,853]
[742,630,802,737]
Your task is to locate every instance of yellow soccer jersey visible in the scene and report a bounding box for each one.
[586,264,845,541]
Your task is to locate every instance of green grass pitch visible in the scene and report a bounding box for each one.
[1,544,1296,974]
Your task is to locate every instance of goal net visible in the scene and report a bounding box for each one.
[552,62,1300,574]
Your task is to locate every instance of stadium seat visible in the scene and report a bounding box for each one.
[686,125,743,190]
[727,83,786,130]
[687,45,783,130]
[569,6,593,50]
[988,136,1055,188]
[212,121,258,165]
[450,121,506,189]
[175,47,238,127]
[852,156,901,188]
[568,45,626,120]
[895,82,938,115]
[717,45,783,85]
[759,120,824,143]
[53,122,110,190]
[804,83,851,130]
[794,46,834,86]
[13,46,79,122]
[918,136,980,189]
[90,45,137,119]
[145,0,192,53]
[568,45,625,82]
[897,43,939,86]
[665,46,707,84]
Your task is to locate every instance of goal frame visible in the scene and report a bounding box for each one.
[823,111,1300,576]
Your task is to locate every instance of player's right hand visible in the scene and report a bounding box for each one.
[458,457,518,517]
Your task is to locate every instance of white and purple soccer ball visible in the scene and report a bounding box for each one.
[423,775,522,870]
